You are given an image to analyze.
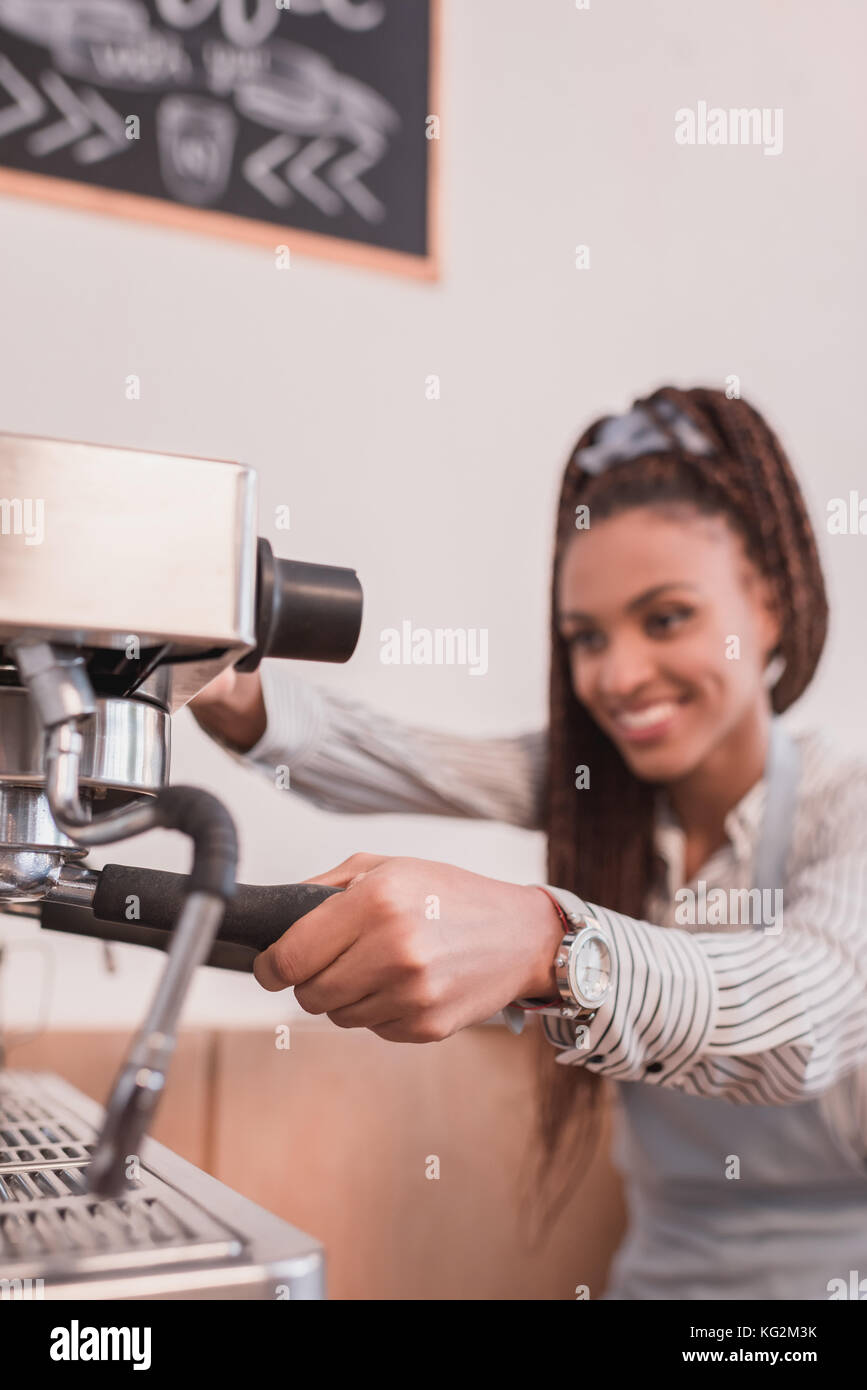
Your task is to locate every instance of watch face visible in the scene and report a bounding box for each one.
[570,932,612,1007]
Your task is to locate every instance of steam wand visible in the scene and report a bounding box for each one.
[10,640,238,1197]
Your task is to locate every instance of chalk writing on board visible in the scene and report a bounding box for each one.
[0,0,401,220]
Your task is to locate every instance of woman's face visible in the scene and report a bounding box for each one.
[556,506,781,782]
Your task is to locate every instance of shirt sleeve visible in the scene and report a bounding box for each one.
[212,659,546,830]
[538,798,867,1104]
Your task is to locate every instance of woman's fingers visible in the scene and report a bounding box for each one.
[293,922,421,1016]
[253,950,296,992]
[252,882,363,991]
[324,994,402,1030]
[293,950,383,1016]
[253,855,401,992]
[254,857,386,992]
[327,996,448,1042]
[299,851,389,888]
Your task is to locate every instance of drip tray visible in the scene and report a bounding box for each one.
[0,1071,324,1299]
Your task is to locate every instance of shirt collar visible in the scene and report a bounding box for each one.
[651,769,768,887]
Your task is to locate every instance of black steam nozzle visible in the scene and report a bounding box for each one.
[235,538,363,672]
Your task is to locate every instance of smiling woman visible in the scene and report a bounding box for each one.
[541,388,829,1143]
[191,386,867,1302]
[555,505,780,836]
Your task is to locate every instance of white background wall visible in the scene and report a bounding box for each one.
[1,0,864,1031]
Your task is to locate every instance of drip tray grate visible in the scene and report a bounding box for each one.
[0,1083,94,1165]
[0,1072,241,1279]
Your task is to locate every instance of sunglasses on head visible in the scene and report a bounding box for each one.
[571,399,716,475]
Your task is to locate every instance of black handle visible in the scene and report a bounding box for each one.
[93,863,341,954]
[235,538,363,672]
[40,901,261,973]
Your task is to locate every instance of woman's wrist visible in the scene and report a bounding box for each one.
[517,885,567,1001]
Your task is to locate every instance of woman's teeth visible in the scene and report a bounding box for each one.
[616,701,678,730]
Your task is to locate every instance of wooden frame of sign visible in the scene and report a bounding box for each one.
[0,0,440,281]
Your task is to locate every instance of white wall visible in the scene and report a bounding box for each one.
[1,0,864,1030]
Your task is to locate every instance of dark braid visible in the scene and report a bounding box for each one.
[526,385,829,1231]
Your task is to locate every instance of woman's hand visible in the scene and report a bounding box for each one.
[253,853,565,1042]
[188,666,266,752]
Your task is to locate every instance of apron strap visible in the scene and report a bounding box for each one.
[752,717,802,895]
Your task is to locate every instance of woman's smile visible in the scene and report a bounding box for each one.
[608,694,692,744]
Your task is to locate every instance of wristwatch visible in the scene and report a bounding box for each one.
[503,888,613,1035]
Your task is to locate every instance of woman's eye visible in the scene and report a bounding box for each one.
[646,607,693,635]
[562,629,602,651]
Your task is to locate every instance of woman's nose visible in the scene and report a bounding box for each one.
[592,636,658,700]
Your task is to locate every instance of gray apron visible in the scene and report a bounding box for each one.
[602,719,867,1300]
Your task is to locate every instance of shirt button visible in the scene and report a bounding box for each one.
[645,1061,663,1074]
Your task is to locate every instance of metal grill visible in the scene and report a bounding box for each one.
[0,1071,324,1298]
[0,1084,94,1167]
[0,1072,239,1277]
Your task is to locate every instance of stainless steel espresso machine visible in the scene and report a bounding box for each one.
[0,432,362,1299]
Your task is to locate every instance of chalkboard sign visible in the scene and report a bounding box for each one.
[0,0,438,277]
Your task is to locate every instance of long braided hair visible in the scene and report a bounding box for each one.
[530,385,829,1215]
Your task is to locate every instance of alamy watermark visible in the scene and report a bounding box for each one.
[675,880,783,935]
[1,1277,45,1300]
[826,491,867,535]
[0,497,44,545]
[675,102,783,156]
[827,1270,867,1299]
[49,1321,151,1369]
[380,621,488,676]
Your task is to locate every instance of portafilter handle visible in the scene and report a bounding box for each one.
[42,864,342,960]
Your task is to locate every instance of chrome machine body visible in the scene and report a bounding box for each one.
[0,433,363,1300]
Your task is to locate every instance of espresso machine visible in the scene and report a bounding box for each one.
[0,432,361,1299]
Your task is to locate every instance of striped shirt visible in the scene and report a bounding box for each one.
[228,661,867,1161]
